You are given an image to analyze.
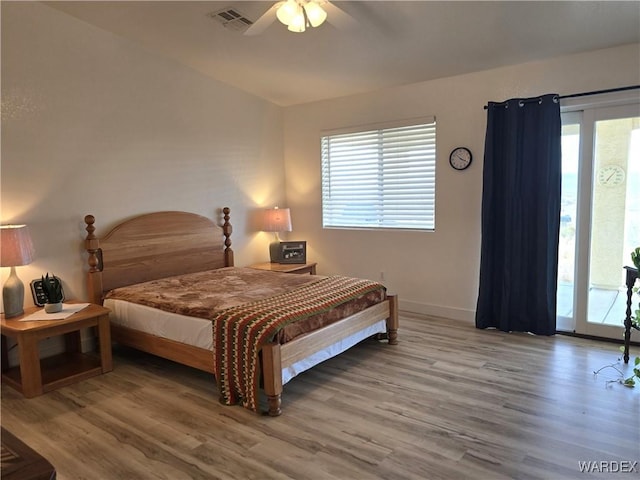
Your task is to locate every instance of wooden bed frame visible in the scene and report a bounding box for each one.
[84,207,398,416]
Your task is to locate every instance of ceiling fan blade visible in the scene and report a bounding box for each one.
[244,2,282,36]
[322,1,358,30]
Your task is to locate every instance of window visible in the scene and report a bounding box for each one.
[321,117,436,231]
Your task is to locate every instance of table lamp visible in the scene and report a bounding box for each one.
[262,207,292,263]
[1,225,35,318]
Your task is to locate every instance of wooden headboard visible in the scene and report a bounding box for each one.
[84,207,233,304]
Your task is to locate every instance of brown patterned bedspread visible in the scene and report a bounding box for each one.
[105,267,385,343]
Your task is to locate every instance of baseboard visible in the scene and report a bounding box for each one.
[399,300,475,323]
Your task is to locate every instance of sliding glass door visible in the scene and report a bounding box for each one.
[557,100,640,338]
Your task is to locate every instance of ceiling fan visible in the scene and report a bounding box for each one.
[244,0,356,35]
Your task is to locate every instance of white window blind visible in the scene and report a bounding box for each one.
[321,118,436,230]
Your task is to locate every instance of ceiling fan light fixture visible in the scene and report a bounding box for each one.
[244,0,350,36]
[276,0,326,32]
[286,3,306,32]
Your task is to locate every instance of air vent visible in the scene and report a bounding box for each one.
[208,7,253,32]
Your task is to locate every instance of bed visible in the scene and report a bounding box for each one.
[83,208,398,416]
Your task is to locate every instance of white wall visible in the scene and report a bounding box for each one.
[283,43,640,321]
[1,2,284,310]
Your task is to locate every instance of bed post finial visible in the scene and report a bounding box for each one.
[84,214,104,304]
[222,207,234,267]
[84,215,99,273]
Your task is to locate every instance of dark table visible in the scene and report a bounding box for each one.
[623,266,639,364]
[1,427,56,480]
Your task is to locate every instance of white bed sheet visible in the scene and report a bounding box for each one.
[104,298,386,385]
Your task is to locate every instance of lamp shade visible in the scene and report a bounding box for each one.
[1,225,35,267]
[262,208,292,233]
[276,0,299,25]
[304,1,327,27]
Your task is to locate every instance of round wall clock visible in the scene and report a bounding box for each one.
[597,165,625,186]
[449,147,472,170]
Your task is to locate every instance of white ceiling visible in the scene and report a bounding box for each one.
[46,1,640,106]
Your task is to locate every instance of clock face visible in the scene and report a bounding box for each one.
[449,147,472,170]
[597,165,625,186]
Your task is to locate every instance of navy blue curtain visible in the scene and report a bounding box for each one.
[476,94,561,335]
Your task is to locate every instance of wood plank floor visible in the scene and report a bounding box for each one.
[2,313,638,480]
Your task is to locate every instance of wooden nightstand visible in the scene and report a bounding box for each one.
[249,262,317,275]
[1,303,112,398]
